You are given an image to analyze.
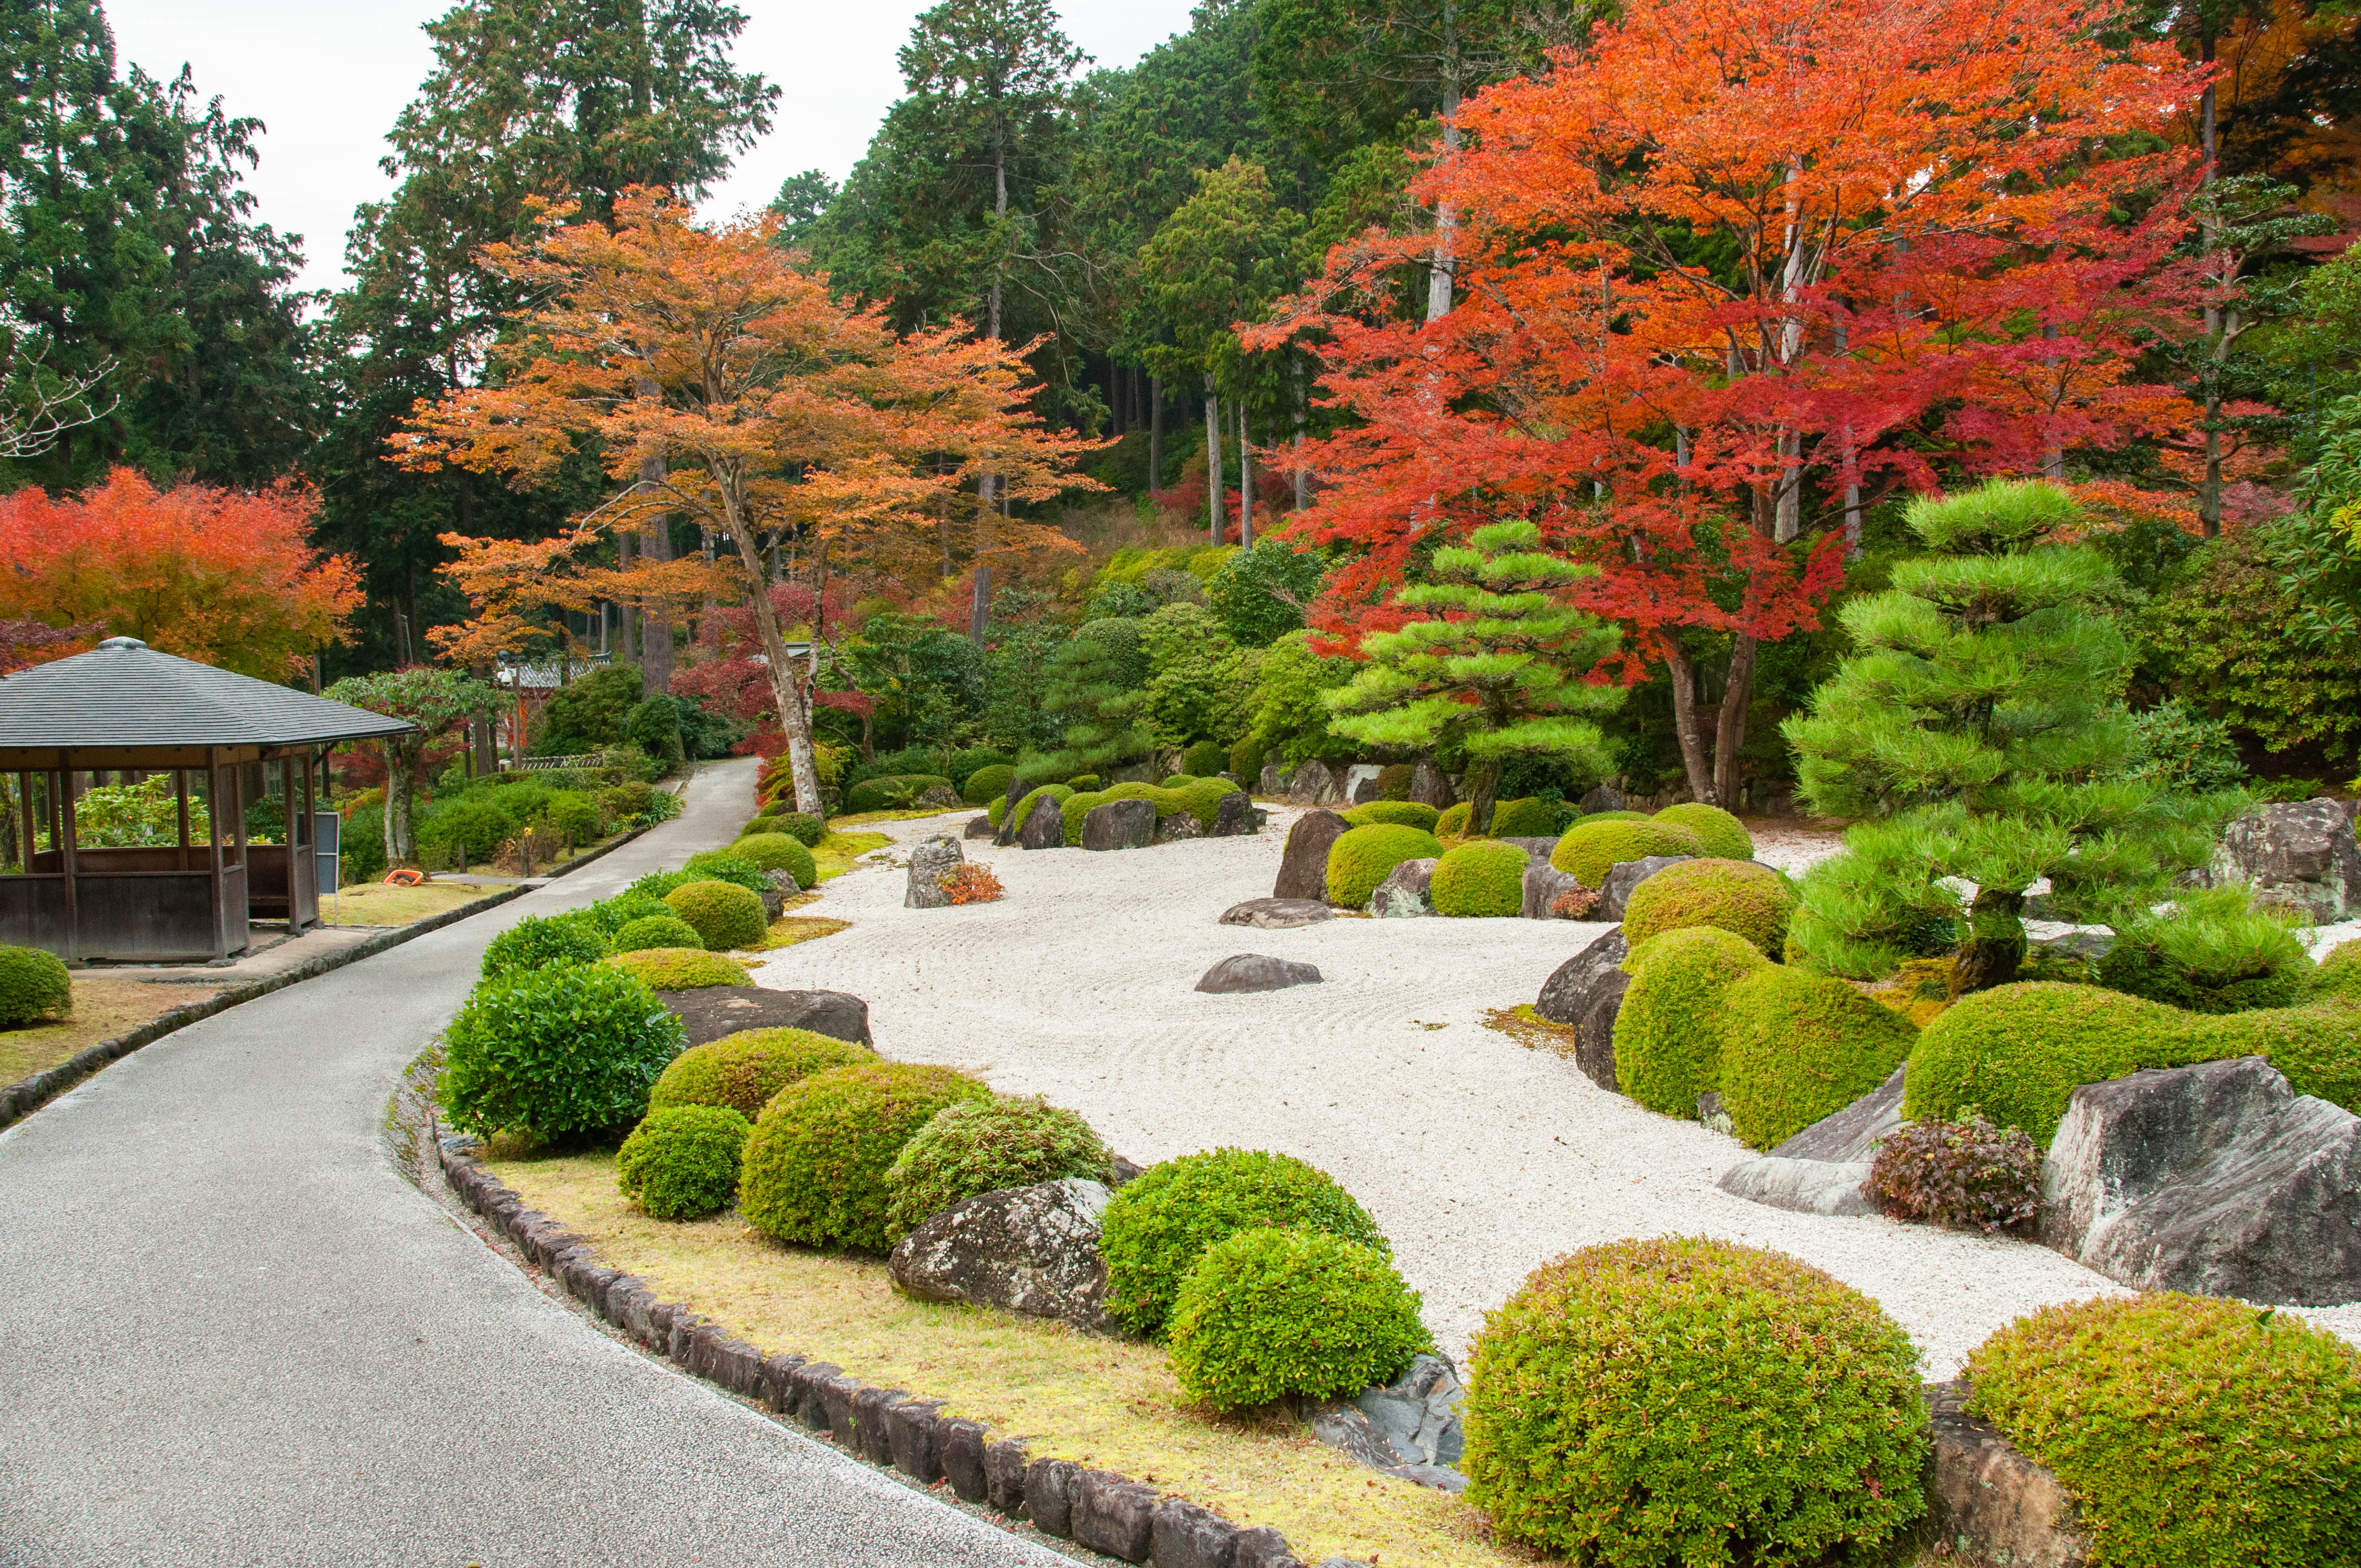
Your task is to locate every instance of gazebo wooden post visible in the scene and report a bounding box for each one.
[205,747,225,957]
[16,771,32,873]
[175,770,191,870]
[57,753,79,961]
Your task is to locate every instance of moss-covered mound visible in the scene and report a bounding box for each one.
[603,947,751,991]
[610,914,705,954]
[1326,823,1446,907]
[581,890,674,935]
[1621,857,1797,956]
[737,1061,993,1252]
[728,832,815,889]
[617,1103,750,1220]
[663,879,768,950]
[1965,1294,2361,1568]
[1373,762,1413,800]
[0,944,71,1027]
[1168,1227,1431,1412]
[1613,928,1772,1118]
[1180,740,1229,777]
[678,851,767,891]
[744,810,826,846]
[882,1095,1112,1237]
[1341,800,1441,832]
[1489,796,1563,837]
[1435,802,1472,839]
[1550,818,1706,886]
[961,764,1014,807]
[647,1027,873,1121]
[1651,802,1754,860]
[1429,840,1529,918]
[1718,966,1920,1149]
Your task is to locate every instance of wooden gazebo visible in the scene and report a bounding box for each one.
[0,638,413,962]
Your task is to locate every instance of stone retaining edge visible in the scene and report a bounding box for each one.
[0,821,656,1133]
[435,1138,1315,1568]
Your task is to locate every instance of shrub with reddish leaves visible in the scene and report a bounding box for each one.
[1865,1115,2042,1233]
[942,862,1004,905]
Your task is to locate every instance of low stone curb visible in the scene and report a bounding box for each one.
[435,1139,1316,1568]
[0,822,654,1133]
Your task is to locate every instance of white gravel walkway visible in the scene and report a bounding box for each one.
[753,807,2359,1378]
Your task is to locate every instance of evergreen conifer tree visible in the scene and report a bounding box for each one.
[1029,617,1153,778]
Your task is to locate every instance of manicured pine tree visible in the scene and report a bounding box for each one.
[1782,480,2237,993]
[1324,521,1623,834]
[1028,618,1154,780]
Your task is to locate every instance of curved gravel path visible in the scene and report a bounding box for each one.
[0,759,1065,1568]
[765,807,2361,1376]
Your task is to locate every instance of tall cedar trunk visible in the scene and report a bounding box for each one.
[718,498,823,816]
[1292,361,1308,509]
[1205,376,1223,542]
[1149,375,1163,491]
[2199,29,2224,538]
[1662,645,1716,804]
[1466,757,1502,836]
[1712,634,1756,809]
[1237,399,1253,549]
[1426,2,1461,323]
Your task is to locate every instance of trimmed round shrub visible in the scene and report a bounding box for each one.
[1652,801,1754,860]
[545,790,604,845]
[961,764,1015,807]
[1717,965,1920,1149]
[0,944,71,1027]
[1228,734,1267,784]
[663,880,768,951]
[1622,858,1798,956]
[1489,796,1562,837]
[1550,818,1706,886]
[1579,808,1651,823]
[1341,800,1441,832]
[1435,801,1472,838]
[1373,761,1413,801]
[1429,840,1528,918]
[649,1027,873,1121]
[882,1095,1113,1237]
[611,914,705,954]
[617,1104,749,1219]
[1180,740,1228,777]
[480,911,607,980]
[1007,783,1072,838]
[1100,1148,1389,1337]
[746,810,826,847]
[581,890,673,935]
[1325,823,1445,908]
[1965,1294,2361,1568]
[2093,886,2314,1014]
[2320,938,2361,1002]
[1167,775,1243,829]
[1168,1227,1431,1412]
[1612,928,1772,1118]
[730,832,816,889]
[437,962,686,1139]
[679,850,766,892]
[603,947,750,990]
[736,1062,993,1251]
[1464,1237,1929,1564]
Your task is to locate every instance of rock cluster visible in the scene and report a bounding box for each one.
[1534,929,1629,1091]
[1368,857,1437,918]
[1082,797,1156,851]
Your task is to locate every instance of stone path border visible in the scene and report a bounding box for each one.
[434,1136,1315,1568]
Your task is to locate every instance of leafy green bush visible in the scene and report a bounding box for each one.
[340,809,387,883]
[1462,1237,1928,1565]
[1964,1294,2361,1568]
[2093,886,2314,1013]
[843,774,955,814]
[1341,800,1441,831]
[617,1104,750,1220]
[1549,819,1705,886]
[679,851,766,892]
[1429,840,1528,917]
[416,794,520,867]
[1100,1148,1389,1337]
[882,1095,1113,1237]
[603,947,750,990]
[649,1027,873,1121]
[479,912,607,980]
[729,832,815,889]
[662,880,768,951]
[2122,699,2248,794]
[1435,802,1472,837]
[545,790,603,846]
[1374,761,1413,800]
[1651,802,1754,859]
[1717,966,1919,1149]
[1168,1227,1432,1411]
[1489,796,1563,837]
[961,764,1015,805]
[581,890,673,935]
[1621,858,1797,956]
[627,869,700,902]
[599,781,656,823]
[2321,939,2361,1003]
[746,810,826,847]
[611,914,705,954]
[0,944,71,1026]
[1326,823,1445,907]
[438,962,686,1139]
[1613,928,1772,1118]
[1182,740,1229,777]
[736,1062,993,1251]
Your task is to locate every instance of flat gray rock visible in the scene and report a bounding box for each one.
[1772,1066,1905,1163]
[1369,857,1435,918]
[1303,1354,1467,1493]
[1716,1155,1876,1217]
[1272,809,1350,902]
[657,986,873,1048]
[1081,797,1155,851]
[904,834,962,908]
[1923,1381,2092,1567]
[962,814,995,841]
[1196,954,1323,993]
[1597,854,1693,921]
[1219,898,1334,930]
[886,1178,1115,1333]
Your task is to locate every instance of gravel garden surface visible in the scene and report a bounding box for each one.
[760,805,2361,1375]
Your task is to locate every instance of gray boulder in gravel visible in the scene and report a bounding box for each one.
[1016,797,1068,850]
[962,814,995,841]
[1774,1066,1905,1162]
[1369,857,1437,918]
[1597,854,1694,921]
[886,1178,1116,1333]
[1287,760,1343,807]
[1522,862,1583,919]
[1258,759,1286,796]
[1578,783,1626,814]
[1716,1156,1876,1217]
[760,869,795,919]
[1210,790,1258,837]
[1081,797,1156,851]
[2211,799,2361,923]
[1273,809,1350,901]
[1153,809,1204,843]
[1219,897,1333,929]
[905,834,962,907]
[2041,1055,2361,1306]
[1536,928,1629,1091]
[658,986,872,1047]
[1196,954,1323,993]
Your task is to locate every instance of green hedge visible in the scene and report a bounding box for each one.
[647,1027,873,1121]
[1430,840,1528,917]
[663,880,768,951]
[1550,819,1705,885]
[736,1062,993,1251]
[1326,823,1444,907]
[1180,740,1229,777]
[1651,802,1754,859]
[0,944,70,1027]
[479,912,607,981]
[1612,928,1772,1118]
[581,890,673,935]
[1168,1227,1431,1411]
[438,963,684,1139]
[617,1103,750,1220]
[730,832,815,889]
[1341,800,1441,832]
[744,809,826,847]
[603,947,750,991]
[1718,966,1919,1149]
[882,1095,1112,1238]
[1622,858,1797,956]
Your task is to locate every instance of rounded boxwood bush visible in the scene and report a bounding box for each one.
[1550,818,1706,886]
[2319,938,2361,1002]
[1621,858,1797,956]
[882,1094,1113,1237]
[1435,801,1472,838]
[479,911,607,981]
[730,832,816,889]
[1489,796,1562,837]
[1464,1236,1928,1564]
[1341,800,1441,832]
[617,1103,750,1219]
[1429,840,1529,918]
[1964,1294,2361,1567]
[1717,965,1920,1149]
[1180,740,1229,777]
[603,946,750,990]
[611,914,705,954]
[546,790,603,845]
[663,880,768,951]
[649,1026,873,1121]
[1325,823,1446,908]
[1168,1227,1432,1412]
[1651,801,1754,860]
[1168,776,1243,829]
[746,810,826,847]
[438,962,686,1139]
[1580,808,1651,823]
[961,764,1015,807]
[737,1062,993,1251]
[679,850,766,892]
[582,890,674,936]
[1100,1148,1389,1337]
[843,773,954,814]
[1613,928,1772,1118]
[0,944,71,1027]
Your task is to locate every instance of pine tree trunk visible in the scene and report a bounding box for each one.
[1238,399,1252,549]
[1952,887,2028,996]
[1467,757,1502,837]
[1205,378,1223,543]
[1149,375,1163,491]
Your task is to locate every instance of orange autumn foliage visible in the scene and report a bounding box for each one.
[0,467,361,678]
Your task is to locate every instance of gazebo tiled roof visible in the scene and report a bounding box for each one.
[0,638,412,759]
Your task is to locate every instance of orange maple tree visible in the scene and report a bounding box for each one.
[0,467,362,678]
[396,189,1096,813]
[1256,0,2208,805]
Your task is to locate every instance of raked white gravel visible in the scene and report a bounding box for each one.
[748,807,2361,1376]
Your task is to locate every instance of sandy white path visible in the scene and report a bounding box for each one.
[752,808,2360,1376]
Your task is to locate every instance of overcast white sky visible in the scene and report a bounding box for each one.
[101,0,1199,295]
